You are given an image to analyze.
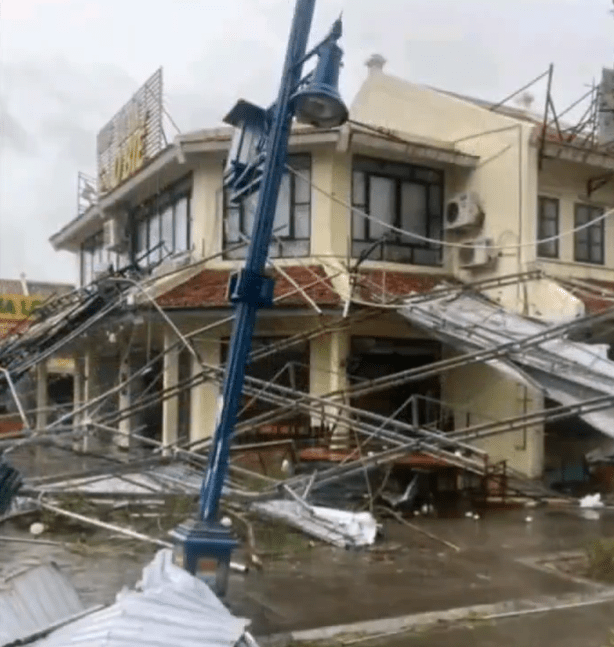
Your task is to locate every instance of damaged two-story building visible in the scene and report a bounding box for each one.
[47,56,614,485]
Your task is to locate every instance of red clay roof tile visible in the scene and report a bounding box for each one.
[157,265,341,309]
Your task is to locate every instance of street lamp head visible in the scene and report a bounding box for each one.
[223,99,268,196]
[293,41,348,129]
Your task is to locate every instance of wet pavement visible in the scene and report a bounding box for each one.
[232,506,614,635]
[360,600,614,647]
[4,446,614,641]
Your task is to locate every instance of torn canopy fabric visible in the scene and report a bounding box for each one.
[399,293,614,439]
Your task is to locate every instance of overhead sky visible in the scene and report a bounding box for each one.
[0,0,612,284]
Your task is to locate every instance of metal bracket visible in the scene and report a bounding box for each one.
[587,173,614,198]
[227,269,275,308]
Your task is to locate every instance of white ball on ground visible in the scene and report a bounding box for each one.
[473,513,480,521]
[525,516,533,523]
[30,522,45,536]
[220,516,232,528]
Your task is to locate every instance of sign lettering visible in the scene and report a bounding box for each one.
[112,127,145,188]
[0,295,43,321]
[96,68,163,196]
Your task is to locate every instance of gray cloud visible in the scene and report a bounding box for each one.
[0,101,36,155]
[1,0,613,282]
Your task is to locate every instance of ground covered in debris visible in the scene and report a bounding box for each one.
[4,444,614,645]
[4,492,614,637]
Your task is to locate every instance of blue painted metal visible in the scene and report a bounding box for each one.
[174,0,347,592]
[199,0,319,522]
[293,39,348,128]
[0,460,22,516]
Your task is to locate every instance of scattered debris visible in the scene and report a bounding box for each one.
[378,505,461,553]
[29,522,45,536]
[252,499,377,548]
[34,549,257,647]
[580,493,605,509]
[0,562,100,647]
[37,500,173,549]
[0,535,63,547]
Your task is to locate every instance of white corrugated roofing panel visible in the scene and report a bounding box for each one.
[400,293,614,437]
[35,550,253,647]
[0,562,86,646]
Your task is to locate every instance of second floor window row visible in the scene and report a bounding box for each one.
[351,157,443,266]
[135,183,192,268]
[537,196,559,259]
[537,196,606,265]
[575,203,604,265]
[224,154,311,259]
[80,231,128,286]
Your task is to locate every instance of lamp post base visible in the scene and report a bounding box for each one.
[169,518,238,597]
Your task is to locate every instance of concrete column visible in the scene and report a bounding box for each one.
[117,354,133,450]
[35,361,48,431]
[189,337,220,443]
[162,331,180,451]
[80,348,97,453]
[72,355,84,450]
[309,329,350,450]
[443,360,545,478]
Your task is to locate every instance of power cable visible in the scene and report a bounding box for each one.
[285,165,614,251]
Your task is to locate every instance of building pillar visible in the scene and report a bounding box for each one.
[117,354,134,450]
[189,337,221,443]
[162,331,180,451]
[72,355,84,450]
[309,329,350,450]
[80,348,97,452]
[35,361,48,431]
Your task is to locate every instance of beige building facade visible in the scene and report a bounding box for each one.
[50,58,614,479]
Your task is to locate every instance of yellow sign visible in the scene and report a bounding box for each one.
[112,125,145,188]
[96,68,163,196]
[0,295,43,321]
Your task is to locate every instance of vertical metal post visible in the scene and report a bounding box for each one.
[199,0,317,521]
[538,63,554,171]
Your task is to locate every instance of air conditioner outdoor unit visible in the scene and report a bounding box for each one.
[103,218,125,252]
[445,192,484,231]
[459,237,496,269]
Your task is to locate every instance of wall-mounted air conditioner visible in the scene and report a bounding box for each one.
[458,237,496,269]
[103,217,126,252]
[445,192,484,231]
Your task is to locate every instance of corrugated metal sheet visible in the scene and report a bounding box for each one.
[400,293,614,436]
[38,463,204,497]
[0,562,87,646]
[35,549,254,647]
[252,500,377,548]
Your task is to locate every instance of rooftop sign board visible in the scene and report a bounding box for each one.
[96,68,164,195]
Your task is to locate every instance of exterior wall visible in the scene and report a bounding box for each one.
[311,148,352,299]
[350,69,537,288]
[443,360,545,478]
[190,337,221,442]
[50,67,614,478]
[192,158,224,261]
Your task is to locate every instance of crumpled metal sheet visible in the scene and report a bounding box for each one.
[0,562,87,647]
[400,292,614,437]
[37,463,204,497]
[252,499,378,548]
[35,549,253,647]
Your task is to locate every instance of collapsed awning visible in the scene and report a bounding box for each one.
[399,292,614,439]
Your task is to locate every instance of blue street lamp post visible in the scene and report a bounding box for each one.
[170,0,348,596]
